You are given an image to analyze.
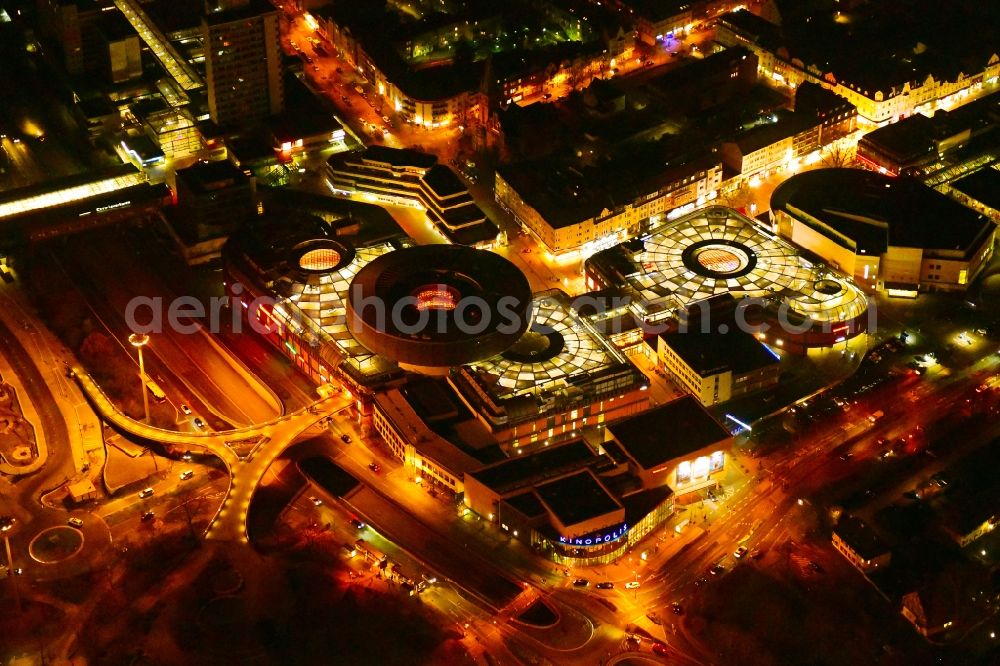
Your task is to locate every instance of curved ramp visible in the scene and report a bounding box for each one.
[71,367,350,541]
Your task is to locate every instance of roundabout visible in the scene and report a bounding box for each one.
[28,525,84,564]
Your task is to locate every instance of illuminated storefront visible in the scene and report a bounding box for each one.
[672,450,726,494]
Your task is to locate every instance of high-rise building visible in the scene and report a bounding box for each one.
[201,0,283,127]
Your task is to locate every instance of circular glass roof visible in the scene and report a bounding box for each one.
[299,248,342,271]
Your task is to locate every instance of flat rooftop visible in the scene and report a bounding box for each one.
[859,113,937,162]
[469,440,597,497]
[835,515,889,561]
[771,168,994,257]
[361,145,438,171]
[607,395,731,471]
[376,388,489,477]
[660,327,780,377]
[175,160,248,193]
[534,469,622,529]
[496,149,716,229]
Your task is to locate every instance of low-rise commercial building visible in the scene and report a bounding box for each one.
[463,439,674,565]
[604,395,733,495]
[657,321,781,406]
[373,383,505,496]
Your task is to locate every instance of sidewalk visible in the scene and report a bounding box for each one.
[0,282,103,477]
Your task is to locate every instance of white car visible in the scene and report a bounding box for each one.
[625,581,641,589]
[138,487,154,499]
[68,517,84,528]
[180,470,194,480]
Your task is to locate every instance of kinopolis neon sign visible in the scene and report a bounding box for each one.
[559,523,628,547]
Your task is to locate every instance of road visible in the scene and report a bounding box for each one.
[47,230,281,428]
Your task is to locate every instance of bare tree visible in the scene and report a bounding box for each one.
[821,143,853,168]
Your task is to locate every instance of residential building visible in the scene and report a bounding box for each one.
[496,152,723,257]
[832,515,891,573]
[717,9,1000,126]
[202,0,284,127]
[719,111,824,184]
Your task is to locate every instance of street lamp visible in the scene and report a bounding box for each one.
[128,333,150,424]
[0,516,21,614]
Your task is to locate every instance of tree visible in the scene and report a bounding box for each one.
[821,143,853,168]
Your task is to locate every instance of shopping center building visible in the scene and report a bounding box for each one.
[585,206,871,354]
[771,169,996,297]
[449,290,649,453]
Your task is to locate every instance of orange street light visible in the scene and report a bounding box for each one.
[128,333,150,424]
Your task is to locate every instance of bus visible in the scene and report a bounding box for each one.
[144,377,166,403]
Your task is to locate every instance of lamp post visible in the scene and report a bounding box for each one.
[128,333,150,424]
[1,516,21,614]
